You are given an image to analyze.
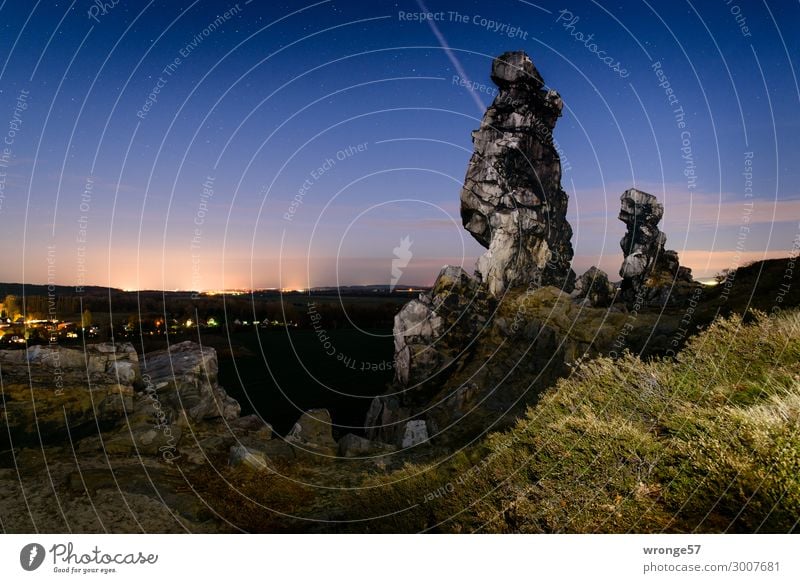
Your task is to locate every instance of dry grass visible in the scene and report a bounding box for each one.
[350,310,800,533]
[182,454,317,532]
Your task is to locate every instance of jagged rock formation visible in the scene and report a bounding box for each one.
[366,265,494,445]
[142,340,241,423]
[286,408,338,458]
[618,188,695,305]
[367,58,703,450]
[101,341,242,458]
[460,51,575,296]
[571,266,616,307]
[368,272,683,447]
[392,265,492,388]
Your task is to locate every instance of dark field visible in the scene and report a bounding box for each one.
[131,328,395,436]
[210,327,395,436]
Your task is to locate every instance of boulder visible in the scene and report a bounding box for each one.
[228,445,270,471]
[572,266,615,307]
[401,420,429,448]
[286,408,337,455]
[141,341,241,423]
[460,51,575,296]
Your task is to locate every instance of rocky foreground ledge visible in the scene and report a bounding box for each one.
[0,341,398,532]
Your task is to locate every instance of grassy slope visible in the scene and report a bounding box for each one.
[352,309,800,533]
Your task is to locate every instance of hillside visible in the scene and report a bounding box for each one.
[348,309,800,533]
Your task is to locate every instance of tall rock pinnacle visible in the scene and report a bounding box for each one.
[618,188,694,305]
[460,51,575,296]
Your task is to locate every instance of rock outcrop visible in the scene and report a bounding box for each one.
[369,276,684,447]
[571,266,616,307]
[366,57,705,450]
[392,265,491,388]
[0,340,254,532]
[0,343,139,447]
[286,408,338,458]
[0,340,246,458]
[141,340,241,423]
[460,51,575,296]
[618,188,695,305]
[366,265,494,445]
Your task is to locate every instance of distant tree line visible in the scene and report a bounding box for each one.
[2,292,404,330]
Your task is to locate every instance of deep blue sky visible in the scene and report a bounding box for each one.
[1,0,798,290]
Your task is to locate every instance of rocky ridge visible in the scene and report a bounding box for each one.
[366,53,701,450]
[0,341,395,532]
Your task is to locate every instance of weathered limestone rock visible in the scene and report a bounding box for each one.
[366,265,494,445]
[141,341,241,424]
[13,342,140,380]
[103,392,182,457]
[401,420,429,448]
[618,188,695,305]
[228,445,270,471]
[286,408,337,456]
[572,266,616,307]
[393,265,487,387]
[460,51,575,296]
[393,297,444,387]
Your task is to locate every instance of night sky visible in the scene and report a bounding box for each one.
[1,0,798,291]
